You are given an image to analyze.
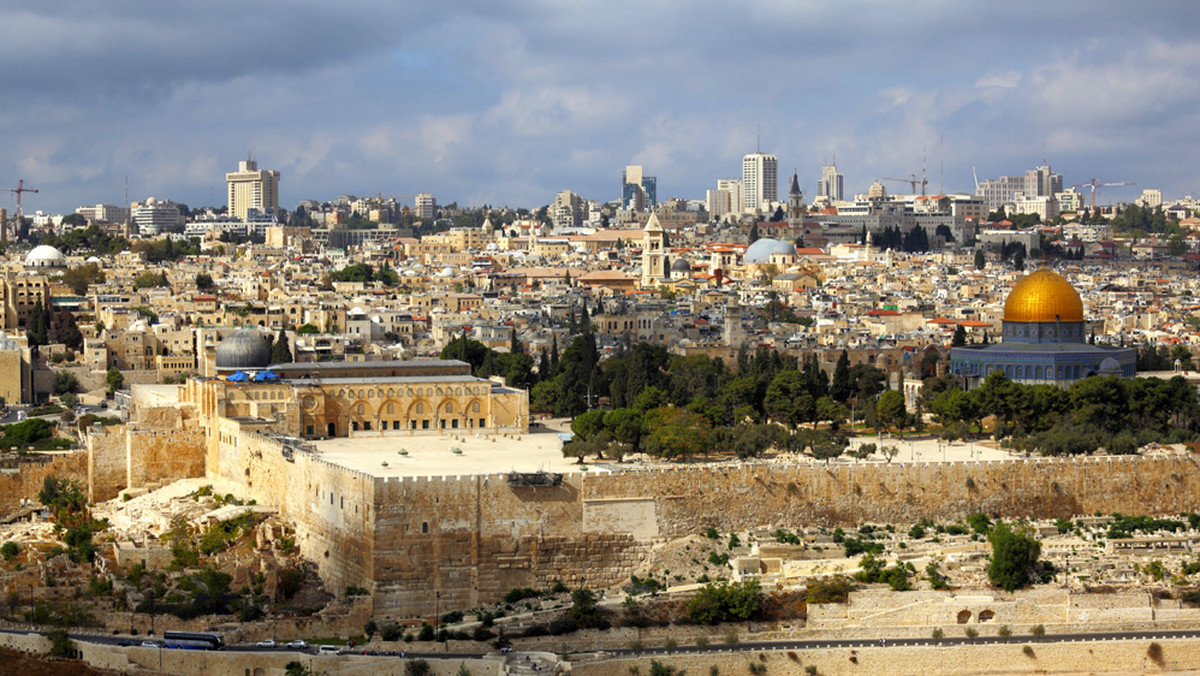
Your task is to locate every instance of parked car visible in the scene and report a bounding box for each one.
[256,639,277,648]
[317,645,341,655]
[286,639,308,649]
[140,641,159,648]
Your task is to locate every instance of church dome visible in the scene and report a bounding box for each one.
[671,257,691,272]
[1003,269,1084,323]
[744,238,796,264]
[215,329,271,369]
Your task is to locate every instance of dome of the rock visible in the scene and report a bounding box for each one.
[1002,269,1084,323]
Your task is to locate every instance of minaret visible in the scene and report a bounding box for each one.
[640,213,667,288]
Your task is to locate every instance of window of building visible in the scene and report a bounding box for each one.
[422,420,429,429]
[364,422,371,431]
[472,402,480,413]
[451,420,458,429]
[351,421,359,431]
[479,418,485,428]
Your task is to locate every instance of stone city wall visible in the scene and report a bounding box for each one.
[202,436,1200,620]
[580,455,1200,537]
[208,424,378,606]
[372,471,646,619]
[125,426,207,492]
[579,638,1200,676]
[85,423,126,502]
[0,452,88,519]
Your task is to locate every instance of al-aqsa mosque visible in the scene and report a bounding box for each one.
[949,268,1136,388]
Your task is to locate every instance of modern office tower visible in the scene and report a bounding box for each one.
[622,165,657,212]
[226,159,280,222]
[707,179,742,220]
[1139,189,1163,208]
[817,163,844,202]
[75,204,130,225]
[552,190,585,229]
[742,152,777,212]
[1024,165,1063,198]
[131,197,184,235]
[977,164,1063,211]
[415,193,436,220]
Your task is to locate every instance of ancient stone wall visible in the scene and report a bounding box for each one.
[198,436,1200,620]
[125,427,206,490]
[580,455,1200,536]
[0,452,88,519]
[207,424,378,608]
[86,423,126,502]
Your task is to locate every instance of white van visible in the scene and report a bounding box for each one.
[317,645,341,655]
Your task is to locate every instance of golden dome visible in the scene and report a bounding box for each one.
[1003,269,1084,323]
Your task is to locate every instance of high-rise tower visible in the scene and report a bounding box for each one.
[742,153,777,212]
[817,163,844,202]
[226,159,280,221]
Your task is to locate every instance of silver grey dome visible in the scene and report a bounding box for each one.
[215,329,271,369]
[743,238,796,264]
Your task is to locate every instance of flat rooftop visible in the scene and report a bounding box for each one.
[311,429,583,479]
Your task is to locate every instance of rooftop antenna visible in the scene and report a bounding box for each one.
[939,133,945,195]
[756,124,761,153]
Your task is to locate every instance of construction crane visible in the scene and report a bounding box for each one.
[0,179,39,242]
[1072,178,1135,211]
[881,173,930,196]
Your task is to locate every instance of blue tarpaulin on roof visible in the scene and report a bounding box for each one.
[226,371,249,382]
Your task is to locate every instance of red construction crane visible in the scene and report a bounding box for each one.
[2,179,39,221]
[1072,178,1135,211]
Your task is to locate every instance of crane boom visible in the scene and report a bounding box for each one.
[0,179,40,243]
[1071,178,1136,211]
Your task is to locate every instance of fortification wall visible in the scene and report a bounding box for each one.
[85,424,126,502]
[0,452,88,519]
[580,455,1200,537]
[125,427,206,490]
[200,441,1200,620]
[372,474,646,619]
[208,424,377,606]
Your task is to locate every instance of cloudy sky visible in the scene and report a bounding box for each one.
[3,1,1199,215]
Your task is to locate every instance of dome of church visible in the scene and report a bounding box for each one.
[214,329,271,369]
[671,257,691,272]
[744,238,797,264]
[1003,269,1084,323]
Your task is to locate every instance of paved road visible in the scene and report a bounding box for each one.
[6,626,1200,660]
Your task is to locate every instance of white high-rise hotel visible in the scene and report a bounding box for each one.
[226,159,280,221]
[742,152,777,212]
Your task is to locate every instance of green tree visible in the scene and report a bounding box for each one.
[61,263,106,295]
[951,324,967,347]
[764,370,814,428]
[602,408,644,451]
[974,248,985,270]
[876,390,908,433]
[830,349,852,404]
[27,298,49,350]
[643,408,711,460]
[270,327,292,363]
[105,367,125,394]
[195,272,215,292]
[986,522,1042,592]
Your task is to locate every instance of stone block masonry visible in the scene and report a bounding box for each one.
[209,426,1200,619]
[0,451,88,519]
